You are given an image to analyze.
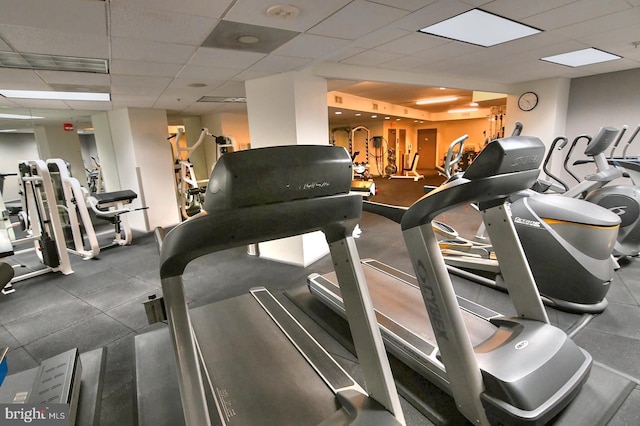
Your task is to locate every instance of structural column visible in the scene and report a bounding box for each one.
[33,125,88,188]
[92,107,180,231]
[245,69,331,266]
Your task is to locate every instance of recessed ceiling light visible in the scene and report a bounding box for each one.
[334,111,342,115]
[416,96,458,105]
[371,115,378,118]
[470,102,479,107]
[419,9,541,47]
[0,113,44,120]
[0,129,18,132]
[188,83,208,88]
[396,118,401,121]
[237,35,261,44]
[355,113,361,116]
[439,87,446,90]
[384,116,390,120]
[541,48,621,67]
[0,89,110,101]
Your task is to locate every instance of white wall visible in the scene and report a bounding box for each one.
[0,133,39,202]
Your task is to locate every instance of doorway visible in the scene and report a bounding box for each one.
[416,128,437,170]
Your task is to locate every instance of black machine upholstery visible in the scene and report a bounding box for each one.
[401,136,546,229]
[159,145,362,278]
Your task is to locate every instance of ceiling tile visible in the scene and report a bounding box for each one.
[0,0,106,35]
[110,60,184,78]
[176,66,240,82]
[353,28,412,50]
[109,0,234,19]
[111,75,173,90]
[224,0,351,32]
[0,25,109,58]
[205,81,247,97]
[392,0,470,31]
[523,0,632,31]
[188,47,265,69]
[369,0,438,12]
[308,0,409,40]
[272,34,352,59]
[111,37,197,64]
[111,94,158,108]
[323,46,368,63]
[376,32,449,54]
[340,49,405,67]
[244,55,312,73]
[109,3,217,46]
[481,0,577,20]
[63,101,112,111]
[36,70,111,86]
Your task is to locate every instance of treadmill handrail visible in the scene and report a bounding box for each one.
[401,136,546,230]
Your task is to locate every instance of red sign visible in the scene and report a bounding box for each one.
[63,123,74,132]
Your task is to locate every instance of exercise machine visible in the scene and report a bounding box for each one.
[432,133,620,314]
[138,145,405,425]
[1,160,73,294]
[309,136,594,425]
[46,159,143,259]
[169,127,235,219]
[559,127,640,257]
[0,345,106,425]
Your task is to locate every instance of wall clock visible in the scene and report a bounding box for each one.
[518,91,538,111]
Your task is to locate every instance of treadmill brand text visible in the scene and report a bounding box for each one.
[511,155,539,167]
[302,182,330,190]
[415,260,448,340]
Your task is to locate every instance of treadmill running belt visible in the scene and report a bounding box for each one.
[188,289,361,425]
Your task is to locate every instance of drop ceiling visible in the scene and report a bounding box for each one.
[0,0,639,131]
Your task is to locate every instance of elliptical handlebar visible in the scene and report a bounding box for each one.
[608,125,628,158]
[542,136,570,192]
[511,121,523,136]
[564,135,592,184]
[621,124,640,159]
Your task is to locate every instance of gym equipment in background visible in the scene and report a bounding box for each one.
[558,127,640,258]
[431,133,620,314]
[169,127,235,220]
[0,346,106,425]
[85,156,104,194]
[1,160,73,294]
[137,145,405,426]
[47,159,145,259]
[308,136,593,425]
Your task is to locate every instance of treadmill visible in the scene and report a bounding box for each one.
[308,136,593,425]
[154,145,404,425]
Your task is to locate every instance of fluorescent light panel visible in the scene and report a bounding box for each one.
[0,90,110,102]
[419,9,541,47]
[416,96,458,105]
[541,48,621,67]
[448,108,478,113]
[0,113,45,120]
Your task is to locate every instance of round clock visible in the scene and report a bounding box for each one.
[518,91,538,111]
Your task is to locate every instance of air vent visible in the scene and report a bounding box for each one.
[198,96,247,103]
[335,96,343,104]
[372,103,378,110]
[0,51,108,74]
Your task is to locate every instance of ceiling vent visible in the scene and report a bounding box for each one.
[198,96,247,103]
[201,20,299,54]
[0,51,108,73]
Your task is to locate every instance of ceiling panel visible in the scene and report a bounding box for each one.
[111,0,234,19]
[0,0,639,128]
[307,0,409,40]
[110,60,184,78]
[273,34,353,59]
[224,0,352,32]
[0,25,109,57]
[0,0,106,35]
[109,3,217,45]
[111,37,197,64]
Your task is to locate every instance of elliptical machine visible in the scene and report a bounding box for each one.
[552,126,640,258]
[438,131,621,314]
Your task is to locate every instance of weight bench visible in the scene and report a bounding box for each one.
[390,153,424,181]
[86,190,140,247]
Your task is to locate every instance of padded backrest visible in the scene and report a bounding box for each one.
[205,145,352,211]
